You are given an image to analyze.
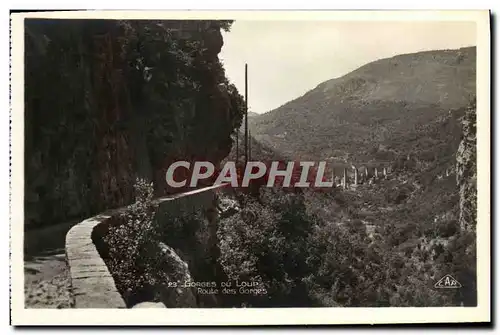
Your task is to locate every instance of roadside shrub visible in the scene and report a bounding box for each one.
[104,177,159,298]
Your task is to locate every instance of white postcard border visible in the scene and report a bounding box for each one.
[10,10,491,325]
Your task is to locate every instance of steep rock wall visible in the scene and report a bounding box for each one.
[24,20,244,228]
[456,101,477,232]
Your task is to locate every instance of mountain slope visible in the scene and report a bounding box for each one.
[249,47,476,165]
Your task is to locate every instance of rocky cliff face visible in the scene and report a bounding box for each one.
[24,20,244,227]
[456,100,477,232]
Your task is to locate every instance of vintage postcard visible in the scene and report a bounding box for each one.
[10,10,490,325]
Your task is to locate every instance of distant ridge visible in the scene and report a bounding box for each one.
[249,46,476,165]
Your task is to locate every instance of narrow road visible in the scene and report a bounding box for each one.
[24,221,77,308]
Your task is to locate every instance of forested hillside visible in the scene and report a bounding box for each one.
[25,19,245,228]
[250,47,476,165]
[216,101,478,308]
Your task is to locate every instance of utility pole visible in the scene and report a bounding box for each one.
[248,129,251,161]
[244,63,249,166]
[235,132,239,162]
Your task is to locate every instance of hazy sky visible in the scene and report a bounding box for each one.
[219,21,476,114]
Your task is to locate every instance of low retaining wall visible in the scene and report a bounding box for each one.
[65,209,127,308]
[65,184,227,308]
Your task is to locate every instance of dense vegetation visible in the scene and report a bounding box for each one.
[102,178,159,303]
[25,19,245,227]
[217,176,474,307]
[217,99,477,307]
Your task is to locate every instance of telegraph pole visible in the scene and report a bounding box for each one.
[244,63,249,165]
[235,132,239,162]
[248,129,251,161]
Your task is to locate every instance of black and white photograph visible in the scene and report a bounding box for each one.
[9,10,490,325]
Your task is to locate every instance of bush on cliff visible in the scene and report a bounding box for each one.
[104,178,216,307]
[104,178,159,300]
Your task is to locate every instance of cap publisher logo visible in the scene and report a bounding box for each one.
[434,274,462,289]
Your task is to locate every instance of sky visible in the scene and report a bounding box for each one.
[219,20,476,114]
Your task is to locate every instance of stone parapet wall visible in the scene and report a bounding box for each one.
[65,209,127,308]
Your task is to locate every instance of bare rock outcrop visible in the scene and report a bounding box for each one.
[144,242,198,308]
[455,100,477,232]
